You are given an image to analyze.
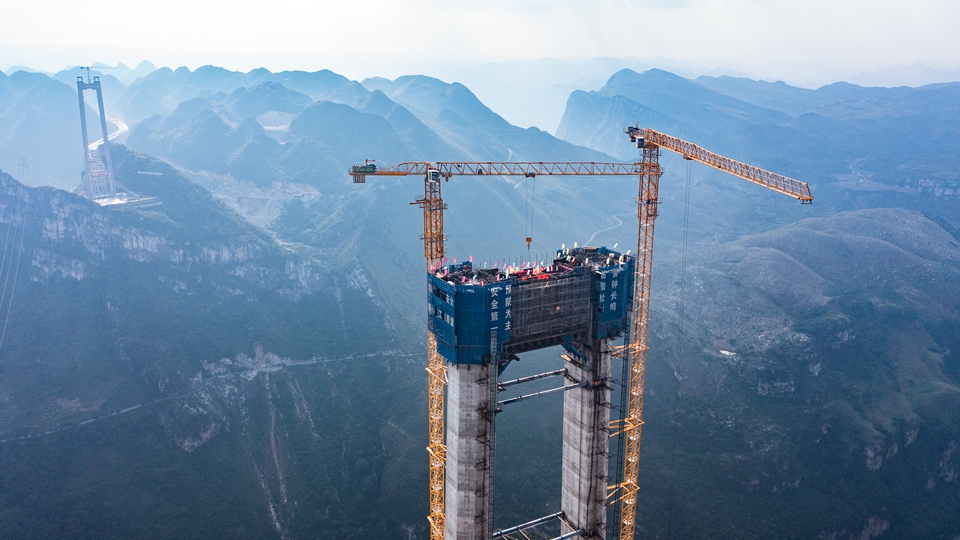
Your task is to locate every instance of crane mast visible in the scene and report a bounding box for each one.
[612,142,660,540]
[350,128,811,540]
[411,170,449,540]
[611,127,811,540]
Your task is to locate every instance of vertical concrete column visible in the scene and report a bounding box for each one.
[445,361,495,540]
[561,339,613,538]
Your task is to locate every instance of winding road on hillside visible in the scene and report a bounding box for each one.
[584,213,628,245]
[87,119,129,151]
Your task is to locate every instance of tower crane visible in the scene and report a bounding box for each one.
[349,127,812,540]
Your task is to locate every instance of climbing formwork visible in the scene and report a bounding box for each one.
[428,246,634,539]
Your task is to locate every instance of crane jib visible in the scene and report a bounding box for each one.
[627,127,814,202]
[349,154,812,203]
[351,161,660,178]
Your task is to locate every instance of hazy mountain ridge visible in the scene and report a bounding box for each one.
[125,95,424,190]
[0,70,102,190]
[632,208,960,538]
[124,69,615,189]
[557,69,960,227]
[0,148,392,433]
[549,67,960,538]
[0,64,391,193]
[363,74,611,163]
[120,66,370,119]
[1,63,616,197]
[2,61,960,539]
[220,82,314,120]
[95,60,157,85]
[0,150,434,539]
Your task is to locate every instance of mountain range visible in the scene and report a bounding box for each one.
[558,68,960,227]
[0,62,958,539]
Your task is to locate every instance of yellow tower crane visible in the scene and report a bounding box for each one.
[349,127,812,540]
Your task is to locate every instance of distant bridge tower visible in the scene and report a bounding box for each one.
[77,67,116,198]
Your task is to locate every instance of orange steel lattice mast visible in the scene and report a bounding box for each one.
[350,131,812,539]
[611,141,660,540]
[410,168,449,540]
[612,126,811,540]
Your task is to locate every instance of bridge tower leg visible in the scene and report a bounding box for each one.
[445,358,496,540]
[561,338,613,538]
[76,72,116,197]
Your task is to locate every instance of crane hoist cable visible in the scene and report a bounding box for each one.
[524,174,536,252]
[667,158,694,537]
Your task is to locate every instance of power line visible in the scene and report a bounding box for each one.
[0,183,24,329]
[0,185,27,350]
[0,159,29,350]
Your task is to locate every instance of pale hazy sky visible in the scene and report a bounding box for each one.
[3,0,959,83]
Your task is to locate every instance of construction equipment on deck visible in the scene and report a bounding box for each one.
[349,126,812,540]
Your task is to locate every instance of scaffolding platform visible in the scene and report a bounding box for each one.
[428,246,635,366]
